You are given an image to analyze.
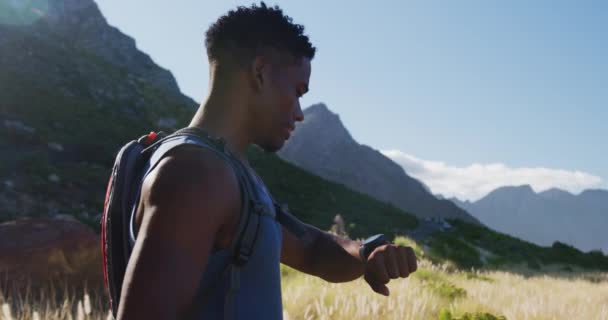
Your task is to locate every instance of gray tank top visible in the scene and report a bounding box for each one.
[128,134,284,320]
[193,171,284,319]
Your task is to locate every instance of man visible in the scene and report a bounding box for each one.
[117,3,417,319]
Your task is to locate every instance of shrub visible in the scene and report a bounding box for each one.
[438,309,507,320]
[393,235,424,258]
[428,233,482,269]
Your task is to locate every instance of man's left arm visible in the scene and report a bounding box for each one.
[280,216,417,296]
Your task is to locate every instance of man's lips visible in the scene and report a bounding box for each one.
[284,126,294,139]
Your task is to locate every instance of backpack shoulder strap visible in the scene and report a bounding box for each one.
[129,129,262,267]
[272,198,313,246]
[172,128,309,263]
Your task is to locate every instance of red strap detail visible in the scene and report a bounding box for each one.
[143,131,157,145]
[101,176,112,302]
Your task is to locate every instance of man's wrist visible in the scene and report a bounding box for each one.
[359,234,389,263]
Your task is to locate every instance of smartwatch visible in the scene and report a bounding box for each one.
[359,234,389,263]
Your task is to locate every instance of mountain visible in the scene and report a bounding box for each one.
[452,185,608,253]
[278,103,479,224]
[0,0,197,220]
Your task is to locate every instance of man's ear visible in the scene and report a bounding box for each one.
[251,55,266,91]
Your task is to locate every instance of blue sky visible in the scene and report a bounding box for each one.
[96,1,607,200]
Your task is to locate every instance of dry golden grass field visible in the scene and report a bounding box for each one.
[1,257,607,320]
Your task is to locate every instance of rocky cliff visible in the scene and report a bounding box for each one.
[278,103,480,224]
[0,0,197,221]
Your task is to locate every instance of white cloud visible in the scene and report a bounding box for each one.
[381,150,604,202]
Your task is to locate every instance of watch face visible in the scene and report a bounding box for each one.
[364,234,385,245]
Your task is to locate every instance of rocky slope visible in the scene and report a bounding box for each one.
[278,103,479,224]
[0,0,197,221]
[0,217,103,292]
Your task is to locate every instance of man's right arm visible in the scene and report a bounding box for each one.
[116,147,241,320]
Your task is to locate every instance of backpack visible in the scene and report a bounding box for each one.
[101,127,306,319]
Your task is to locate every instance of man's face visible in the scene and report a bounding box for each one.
[253,56,311,153]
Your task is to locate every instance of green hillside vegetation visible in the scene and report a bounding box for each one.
[0,26,193,162]
[249,147,418,238]
[0,23,194,222]
[427,219,608,271]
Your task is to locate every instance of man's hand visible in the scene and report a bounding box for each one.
[363,244,417,296]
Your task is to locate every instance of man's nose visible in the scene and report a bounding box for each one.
[295,102,304,122]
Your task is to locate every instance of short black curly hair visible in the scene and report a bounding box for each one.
[205,2,316,67]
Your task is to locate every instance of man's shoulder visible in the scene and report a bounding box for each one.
[141,144,241,222]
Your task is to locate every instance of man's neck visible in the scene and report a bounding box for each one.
[189,97,251,165]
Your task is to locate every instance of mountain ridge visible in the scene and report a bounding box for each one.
[279,103,480,224]
[451,184,608,253]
